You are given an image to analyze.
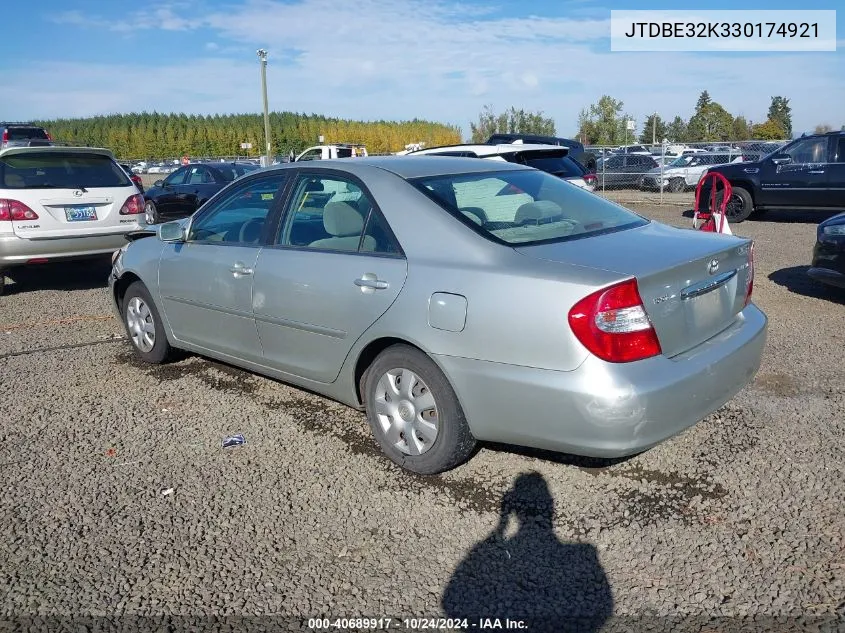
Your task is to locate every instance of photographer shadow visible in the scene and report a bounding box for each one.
[442,472,613,632]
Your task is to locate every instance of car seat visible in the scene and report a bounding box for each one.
[309,201,376,251]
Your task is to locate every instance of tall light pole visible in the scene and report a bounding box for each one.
[652,111,657,147]
[257,49,271,165]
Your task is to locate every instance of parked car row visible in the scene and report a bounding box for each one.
[3,133,842,474]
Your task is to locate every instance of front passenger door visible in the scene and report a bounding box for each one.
[759,136,830,208]
[826,136,845,208]
[252,172,408,383]
[157,173,288,362]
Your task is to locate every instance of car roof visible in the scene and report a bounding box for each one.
[267,155,531,179]
[0,146,114,159]
[409,143,569,157]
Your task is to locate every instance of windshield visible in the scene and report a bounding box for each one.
[411,169,647,246]
[5,127,49,141]
[0,152,131,189]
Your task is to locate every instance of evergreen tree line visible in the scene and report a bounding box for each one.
[33,112,463,160]
[576,92,799,146]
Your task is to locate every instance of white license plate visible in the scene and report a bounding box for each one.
[65,206,97,222]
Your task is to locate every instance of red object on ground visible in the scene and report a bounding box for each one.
[694,171,732,233]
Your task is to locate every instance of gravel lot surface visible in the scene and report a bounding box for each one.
[1,203,843,633]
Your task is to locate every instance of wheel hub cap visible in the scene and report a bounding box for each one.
[126,296,156,353]
[373,368,439,456]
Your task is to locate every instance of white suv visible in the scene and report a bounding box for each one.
[0,146,146,294]
[406,144,596,191]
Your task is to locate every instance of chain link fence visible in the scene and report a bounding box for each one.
[581,140,789,206]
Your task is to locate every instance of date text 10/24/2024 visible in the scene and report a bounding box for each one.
[307,618,528,630]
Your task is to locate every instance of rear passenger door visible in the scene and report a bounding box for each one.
[251,171,407,383]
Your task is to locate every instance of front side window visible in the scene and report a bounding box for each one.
[0,152,131,189]
[163,168,188,186]
[279,174,400,254]
[782,137,828,164]
[188,174,287,244]
[412,169,647,246]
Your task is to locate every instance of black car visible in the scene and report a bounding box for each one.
[595,154,659,189]
[143,162,260,224]
[808,212,845,289]
[705,131,845,222]
[485,133,597,171]
[1,122,53,149]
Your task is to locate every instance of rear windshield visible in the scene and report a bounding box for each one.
[5,127,49,141]
[217,163,259,182]
[412,169,647,246]
[0,152,131,189]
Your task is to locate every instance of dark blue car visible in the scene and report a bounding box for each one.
[143,162,259,224]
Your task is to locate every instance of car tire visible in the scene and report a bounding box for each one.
[363,344,476,475]
[724,186,754,223]
[669,178,685,193]
[0,273,6,296]
[122,281,174,364]
[144,200,158,225]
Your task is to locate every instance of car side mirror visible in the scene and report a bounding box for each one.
[154,180,164,188]
[771,153,791,165]
[159,221,186,243]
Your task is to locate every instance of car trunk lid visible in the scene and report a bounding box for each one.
[515,222,753,358]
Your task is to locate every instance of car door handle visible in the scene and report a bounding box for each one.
[808,170,825,174]
[230,262,253,277]
[355,275,388,290]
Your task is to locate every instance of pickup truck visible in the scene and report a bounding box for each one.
[294,144,368,161]
[705,131,845,222]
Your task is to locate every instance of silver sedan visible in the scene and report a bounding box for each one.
[109,157,767,474]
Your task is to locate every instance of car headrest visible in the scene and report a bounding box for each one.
[514,200,563,225]
[304,180,324,192]
[323,201,364,237]
[3,174,25,187]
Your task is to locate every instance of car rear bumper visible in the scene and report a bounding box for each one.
[434,303,767,458]
[0,230,139,268]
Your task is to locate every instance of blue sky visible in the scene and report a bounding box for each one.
[0,0,842,138]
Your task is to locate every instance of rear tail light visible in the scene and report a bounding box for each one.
[46,132,53,141]
[119,193,145,215]
[744,242,754,306]
[1,131,7,144]
[568,278,662,363]
[583,173,597,184]
[0,199,39,221]
[130,174,143,187]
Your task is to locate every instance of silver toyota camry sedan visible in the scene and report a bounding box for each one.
[109,156,767,474]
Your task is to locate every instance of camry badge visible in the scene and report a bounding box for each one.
[708,259,720,275]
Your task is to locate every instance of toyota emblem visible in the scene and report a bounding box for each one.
[73,189,84,197]
[708,259,720,275]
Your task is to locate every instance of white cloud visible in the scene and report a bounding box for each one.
[205,42,219,50]
[18,0,845,136]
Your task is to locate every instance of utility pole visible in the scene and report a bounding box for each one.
[257,49,271,166]
[652,111,657,147]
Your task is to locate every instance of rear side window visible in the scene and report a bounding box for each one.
[217,164,259,182]
[336,148,353,159]
[5,127,49,141]
[0,152,131,189]
[519,156,584,178]
[412,169,647,246]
